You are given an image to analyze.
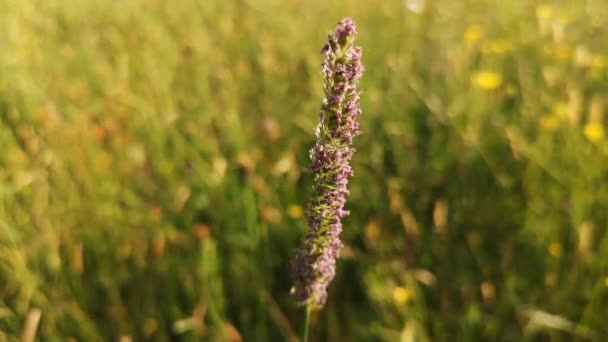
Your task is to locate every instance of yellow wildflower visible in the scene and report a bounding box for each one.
[536,4,553,20]
[464,24,483,44]
[472,71,503,90]
[584,122,605,142]
[604,276,608,288]
[536,4,553,36]
[287,204,304,218]
[548,242,562,258]
[392,286,413,305]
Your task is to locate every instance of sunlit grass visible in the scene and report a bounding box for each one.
[1,0,608,340]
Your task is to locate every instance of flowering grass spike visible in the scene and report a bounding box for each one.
[291,18,364,309]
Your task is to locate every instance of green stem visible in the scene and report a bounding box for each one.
[302,305,311,342]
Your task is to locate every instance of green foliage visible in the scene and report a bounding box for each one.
[1,0,608,340]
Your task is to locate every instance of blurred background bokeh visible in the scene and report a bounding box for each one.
[2,0,608,340]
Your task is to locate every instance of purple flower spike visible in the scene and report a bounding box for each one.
[291,18,364,309]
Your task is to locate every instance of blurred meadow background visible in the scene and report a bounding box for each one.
[2,0,608,340]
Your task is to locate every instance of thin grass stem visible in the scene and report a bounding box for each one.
[302,305,311,342]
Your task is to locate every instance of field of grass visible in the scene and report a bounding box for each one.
[2,0,608,340]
